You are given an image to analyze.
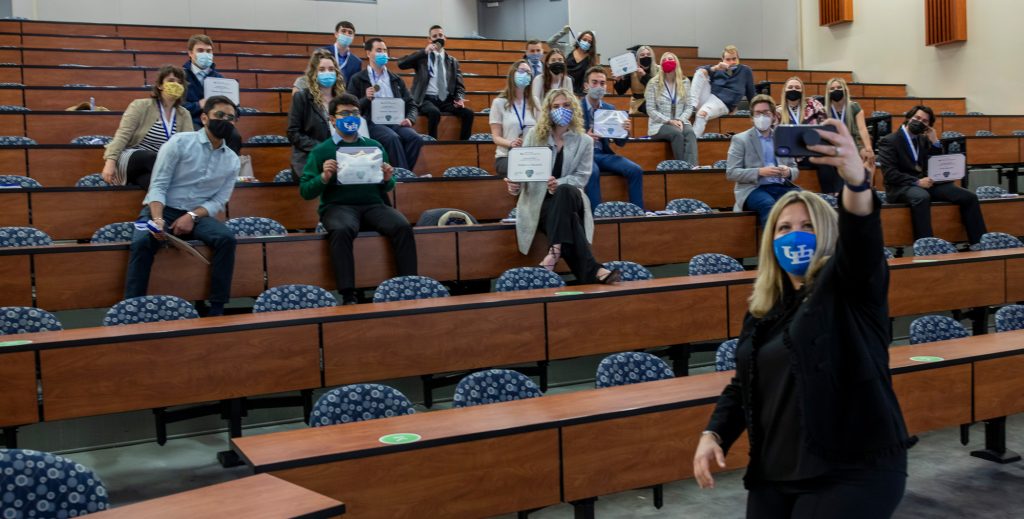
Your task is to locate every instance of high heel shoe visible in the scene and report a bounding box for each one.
[539,245,561,271]
[598,269,621,284]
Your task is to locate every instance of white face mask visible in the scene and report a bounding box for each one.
[753,114,772,131]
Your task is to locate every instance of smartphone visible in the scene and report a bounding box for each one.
[774,124,838,158]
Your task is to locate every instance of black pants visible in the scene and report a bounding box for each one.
[808,160,842,195]
[539,185,601,283]
[419,95,474,140]
[321,203,417,293]
[887,181,987,244]
[125,149,158,190]
[226,126,243,155]
[494,156,508,178]
[747,469,906,519]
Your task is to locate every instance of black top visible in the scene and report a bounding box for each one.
[878,127,943,190]
[566,53,590,96]
[551,147,565,179]
[396,49,467,105]
[346,68,419,125]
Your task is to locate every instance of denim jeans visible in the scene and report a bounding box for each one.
[586,152,646,210]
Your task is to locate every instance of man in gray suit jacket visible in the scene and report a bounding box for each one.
[725,94,799,224]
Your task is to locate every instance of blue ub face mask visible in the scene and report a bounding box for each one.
[550,106,573,127]
[336,33,353,47]
[336,116,361,135]
[374,53,389,67]
[195,52,213,69]
[317,71,337,88]
[773,231,817,276]
[578,40,591,52]
[514,71,532,88]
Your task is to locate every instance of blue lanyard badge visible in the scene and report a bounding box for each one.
[902,126,919,163]
[159,106,176,140]
[789,106,800,124]
[334,46,350,71]
[831,105,846,123]
[510,100,527,132]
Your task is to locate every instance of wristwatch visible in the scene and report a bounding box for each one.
[187,211,200,222]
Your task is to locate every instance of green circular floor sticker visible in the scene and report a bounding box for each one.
[378,433,422,445]
[910,356,944,363]
[0,339,32,347]
[555,291,585,296]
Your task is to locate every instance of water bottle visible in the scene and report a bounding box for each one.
[89,97,95,111]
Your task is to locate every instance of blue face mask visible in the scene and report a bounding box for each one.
[374,53,389,67]
[514,71,531,88]
[578,40,591,52]
[550,106,573,127]
[336,33,353,47]
[336,116,361,135]
[773,231,817,276]
[195,52,214,69]
[317,71,337,88]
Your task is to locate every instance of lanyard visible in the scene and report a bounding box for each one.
[831,105,846,123]
[788,106,800,123]
[510,98,527,132]
[664,83,677,118]
[158,103,176,140]
[369,67,386,92]
[427,52,443,78]
[332,46,350,71]
[901,126,920,164]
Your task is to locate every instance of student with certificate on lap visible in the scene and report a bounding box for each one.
[299,94,418,305]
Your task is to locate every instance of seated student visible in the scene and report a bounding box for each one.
[293,20,362,93]
[102,65,193,188]
[685,44,756,138]
[287,49,348,178]
[506,88,620,285]
[490,60,539,178]
[644,52,698,165]
[348,37,422,171]
[546,25,595,96]
[523,39,545,77]
[125,96,241,317]
[726,94,800,224]
[776,76,835,193]
[397,24,474,141]
[879,105,987,248]
[299,94,417,305]
[824,77,875,171]
[530,49,573,105]
[613,45,658,115]
[182,34,242,153]
[581,66,644,209]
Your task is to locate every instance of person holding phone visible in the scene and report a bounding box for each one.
[694,119,913,518]
[299,94,417,305]
[726,94,800,224]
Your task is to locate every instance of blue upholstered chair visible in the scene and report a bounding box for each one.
[315,222,327,233]
[495,267,565,292]
[392,167,417,180]
[713,159,728,169]
[875,190,887,203]
[71,135,113,145]
[246,134,289,144]
[909,315,969,344]
[76,173,110,187]
[688,253,744,276]
[373,276,449,303]
[452,369,542,408]
[995,305,1024,333]
[666,198,712,214]
[1012,130,1024,137]
[309,384,416,426]
[442,166,491,177]
[0,449,108,515]
[0,307,62,334]
[238,106,260,114]
[468,133,493,142]
[593,201,644,218]
[0,227,52,247]
[90,222,135,243]
[980,232,1023,251]
[656,160,694,171]
[883,248,895,260]
[913,237,957,256]
[700,132,727,140]
[506,207,518,220]
[941,130,964,139]
[715,338,738,371]
[225,216,287,237]
[254,284,337,313]
[416,208,478,226]
[602,260,653,281]
[273,169,295,183]
[102,295,199,326]
[420,134,436,142]
[816,192,838,208]
[976,130,995,137]
[0,174,41,188]
[0,104,28,112]
[975,185,1007,200]
[0,136,37,145]
[595,352,674,388]
[967,111,984,116]
[871,111,891,134]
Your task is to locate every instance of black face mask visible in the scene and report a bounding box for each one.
[785,90,802,102]
[638,56,652,68]
[206,119,234,140]
[432,38,445,48]
[829,89,845,102]
[548,62,566,75]
[907,119,927,135]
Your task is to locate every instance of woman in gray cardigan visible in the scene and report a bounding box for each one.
[505,88,620,284]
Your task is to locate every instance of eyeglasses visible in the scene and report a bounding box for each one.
[335,110,361,117]
[753,110,774,117]
[209,111,237,122]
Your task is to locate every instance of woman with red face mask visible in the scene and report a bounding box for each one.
[643,52,698,165]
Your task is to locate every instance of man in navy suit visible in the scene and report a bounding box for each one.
[580,66,645,210]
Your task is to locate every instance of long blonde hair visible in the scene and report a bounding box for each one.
[824,77,852,115]
[531,88,584,143]
[305,50,346,102]
[748,191,838,318]
[498,59,539,115]
[652,52,688,102]
[778,76,807,125]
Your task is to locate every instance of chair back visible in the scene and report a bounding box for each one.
[90,222,135,243]
[715,338,738,371]
[254,284,337,313]
[373,276,450,302]
[103,295,199,326]
[0,226,52,247]
[452,369,542,408]
[913,237,957,256]
[979,232,1023,251]
[995,305,1024,332]
[495,267,565,292]
[442,166,491,177]
[76,173,110,187]
[595,352,674,388]
[593,201,644,218]
[0,306,62,334]
[225,216,287,237]
[909,315,969,344]
[656,160,694,171]
[688,253,743,276]
[602,260,653,281]
[666,198,712,214]
[309,384,415,426]
[0,448,109,515]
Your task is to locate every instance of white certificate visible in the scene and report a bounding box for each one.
[609,52,638,76]
[927,153,965,182]
[371,98,405,125]
[202,77,240,105]
[336,147,384,185]
[507,146,552,182]
[594,109,629,139]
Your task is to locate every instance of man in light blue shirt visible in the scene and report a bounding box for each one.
[125,96,242,316]
[725,94,799,224]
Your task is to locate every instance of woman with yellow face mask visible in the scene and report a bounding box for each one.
[101,65,194,188]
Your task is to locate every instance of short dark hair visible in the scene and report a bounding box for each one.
[151,65,187,105]
[329,93,361,115]
[904,105,935,126]
[203,95,237,116]
[526,39,542,47]
[584,66,607,82]
[335,20,355,33]
[364,37,384,51]
[429,25,443,34]
[187,34,213,51]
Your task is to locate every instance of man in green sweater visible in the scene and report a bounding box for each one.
[300,93,417,305]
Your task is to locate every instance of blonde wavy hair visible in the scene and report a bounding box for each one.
[748,190,838,318]
[531,88,584,142]
[651,52,688,104]
[304,49,346,102]
[778,76,807,125]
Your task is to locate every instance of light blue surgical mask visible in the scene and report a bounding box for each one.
[336,33,353,47]
[578,40,591,52]
[773,231,817,276]
[195,52,214,69]
[550,106,573,127]
[317,71,337,88]
[374,53,389,67]
[514,71,531,88]
[336,116,361,135]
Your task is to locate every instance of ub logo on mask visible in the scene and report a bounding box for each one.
[773,231,817,276]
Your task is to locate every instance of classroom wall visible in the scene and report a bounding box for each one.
[11,0,479,38]
[799,0,1020,115]
[477,0,569,43]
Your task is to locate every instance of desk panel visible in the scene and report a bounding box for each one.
[227,186,320,230]
[1007,258,1024,302]
[0,351,39,427]
[0,191,30,227]
[393,179,514,222]
[888,259,1005,316]
[31,190,144,241]
[0,255,33,307]
[974,354,1024,421]
[456,224,618,281]
[599,172,667,211]
[618,215,758,265]
[892,364,971,435]
[411,144,481,176]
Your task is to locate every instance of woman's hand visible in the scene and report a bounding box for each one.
[806,118,863,185]
[101,162,116,184]
[510,137,523,148]
[693,433,727,489]
[504,177,521,196]
[546,176,558,195]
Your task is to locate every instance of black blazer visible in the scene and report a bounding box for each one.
[707,197,915,484]
[878,127,941,190]
[396,49,466,105]
[346,68,419,125]
[286,89,332,175]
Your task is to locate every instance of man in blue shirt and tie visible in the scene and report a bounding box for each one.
[581,66,645,210]
[125,96,242,317]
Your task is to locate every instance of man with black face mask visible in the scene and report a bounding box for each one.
[879,105,987,248]
[398,24,474,140]
[125,96,241,316]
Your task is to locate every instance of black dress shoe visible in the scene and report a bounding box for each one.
[598,269,622,284]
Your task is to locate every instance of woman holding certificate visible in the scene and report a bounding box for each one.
[505,88,620,285]
[490,60,539,177]
[287,49,349,179]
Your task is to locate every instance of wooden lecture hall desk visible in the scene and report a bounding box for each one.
[231,331,1024,518]
[91,474,345,519]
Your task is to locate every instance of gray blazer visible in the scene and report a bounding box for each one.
[515,129,594,254]
[725,127,799,211]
